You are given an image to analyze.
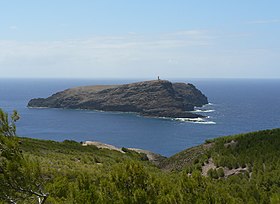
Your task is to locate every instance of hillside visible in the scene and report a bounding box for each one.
[27,80,208,118]
[1,119,280,203]
[160,129,280,175]
[1,129,280,203]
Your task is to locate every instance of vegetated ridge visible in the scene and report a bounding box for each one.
[2,108,280,203]
[28,80,208,118]
[20,129,280,203]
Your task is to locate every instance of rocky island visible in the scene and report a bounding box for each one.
[28,80,208,118]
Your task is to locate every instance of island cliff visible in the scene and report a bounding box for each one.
[28,80,208,118]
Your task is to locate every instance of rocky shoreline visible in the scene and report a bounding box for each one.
[28,80,208,118]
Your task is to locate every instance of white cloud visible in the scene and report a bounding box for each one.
[0,30,278,78]
[0,30,212,66]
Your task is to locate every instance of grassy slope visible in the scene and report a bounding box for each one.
[160,128,280,171]
[158,143,212,171]
[20,138,152,172]
[20,128,280,173]
[16,128,280,203]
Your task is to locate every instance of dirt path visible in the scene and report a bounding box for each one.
[82,141,165,165]
[82,141,125,153]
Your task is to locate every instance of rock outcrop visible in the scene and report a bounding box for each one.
[28,80,208,118]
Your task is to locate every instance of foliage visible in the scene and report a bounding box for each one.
[0,109,47,203]
[2,108,280,203]
[16,128,280,203]
[0,109,19,137]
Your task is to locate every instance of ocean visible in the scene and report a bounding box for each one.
[0,78,279,156]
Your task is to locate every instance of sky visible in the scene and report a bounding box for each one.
[0,0,280,79]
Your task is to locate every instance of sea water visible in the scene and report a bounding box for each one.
[0,78,279,156]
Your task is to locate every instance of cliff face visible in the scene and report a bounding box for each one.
[28,80,208,118]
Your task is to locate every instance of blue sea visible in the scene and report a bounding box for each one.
[0,78,279,156]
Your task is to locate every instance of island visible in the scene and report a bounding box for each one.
[28,80,208,118]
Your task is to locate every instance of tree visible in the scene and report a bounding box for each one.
[0,109,19,137]
[0,109,48,204]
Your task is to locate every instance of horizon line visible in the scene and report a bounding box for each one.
[1,77,280,80]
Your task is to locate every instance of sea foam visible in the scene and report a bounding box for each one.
[192,109,215,113]
[173,117,216,125]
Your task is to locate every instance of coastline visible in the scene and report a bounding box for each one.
[28,105,216,124]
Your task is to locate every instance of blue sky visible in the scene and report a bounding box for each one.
[1,0,280,78]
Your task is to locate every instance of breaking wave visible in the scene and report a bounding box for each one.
[192,109,215,113]
[192,102,216,113]
[172,117,216,125]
